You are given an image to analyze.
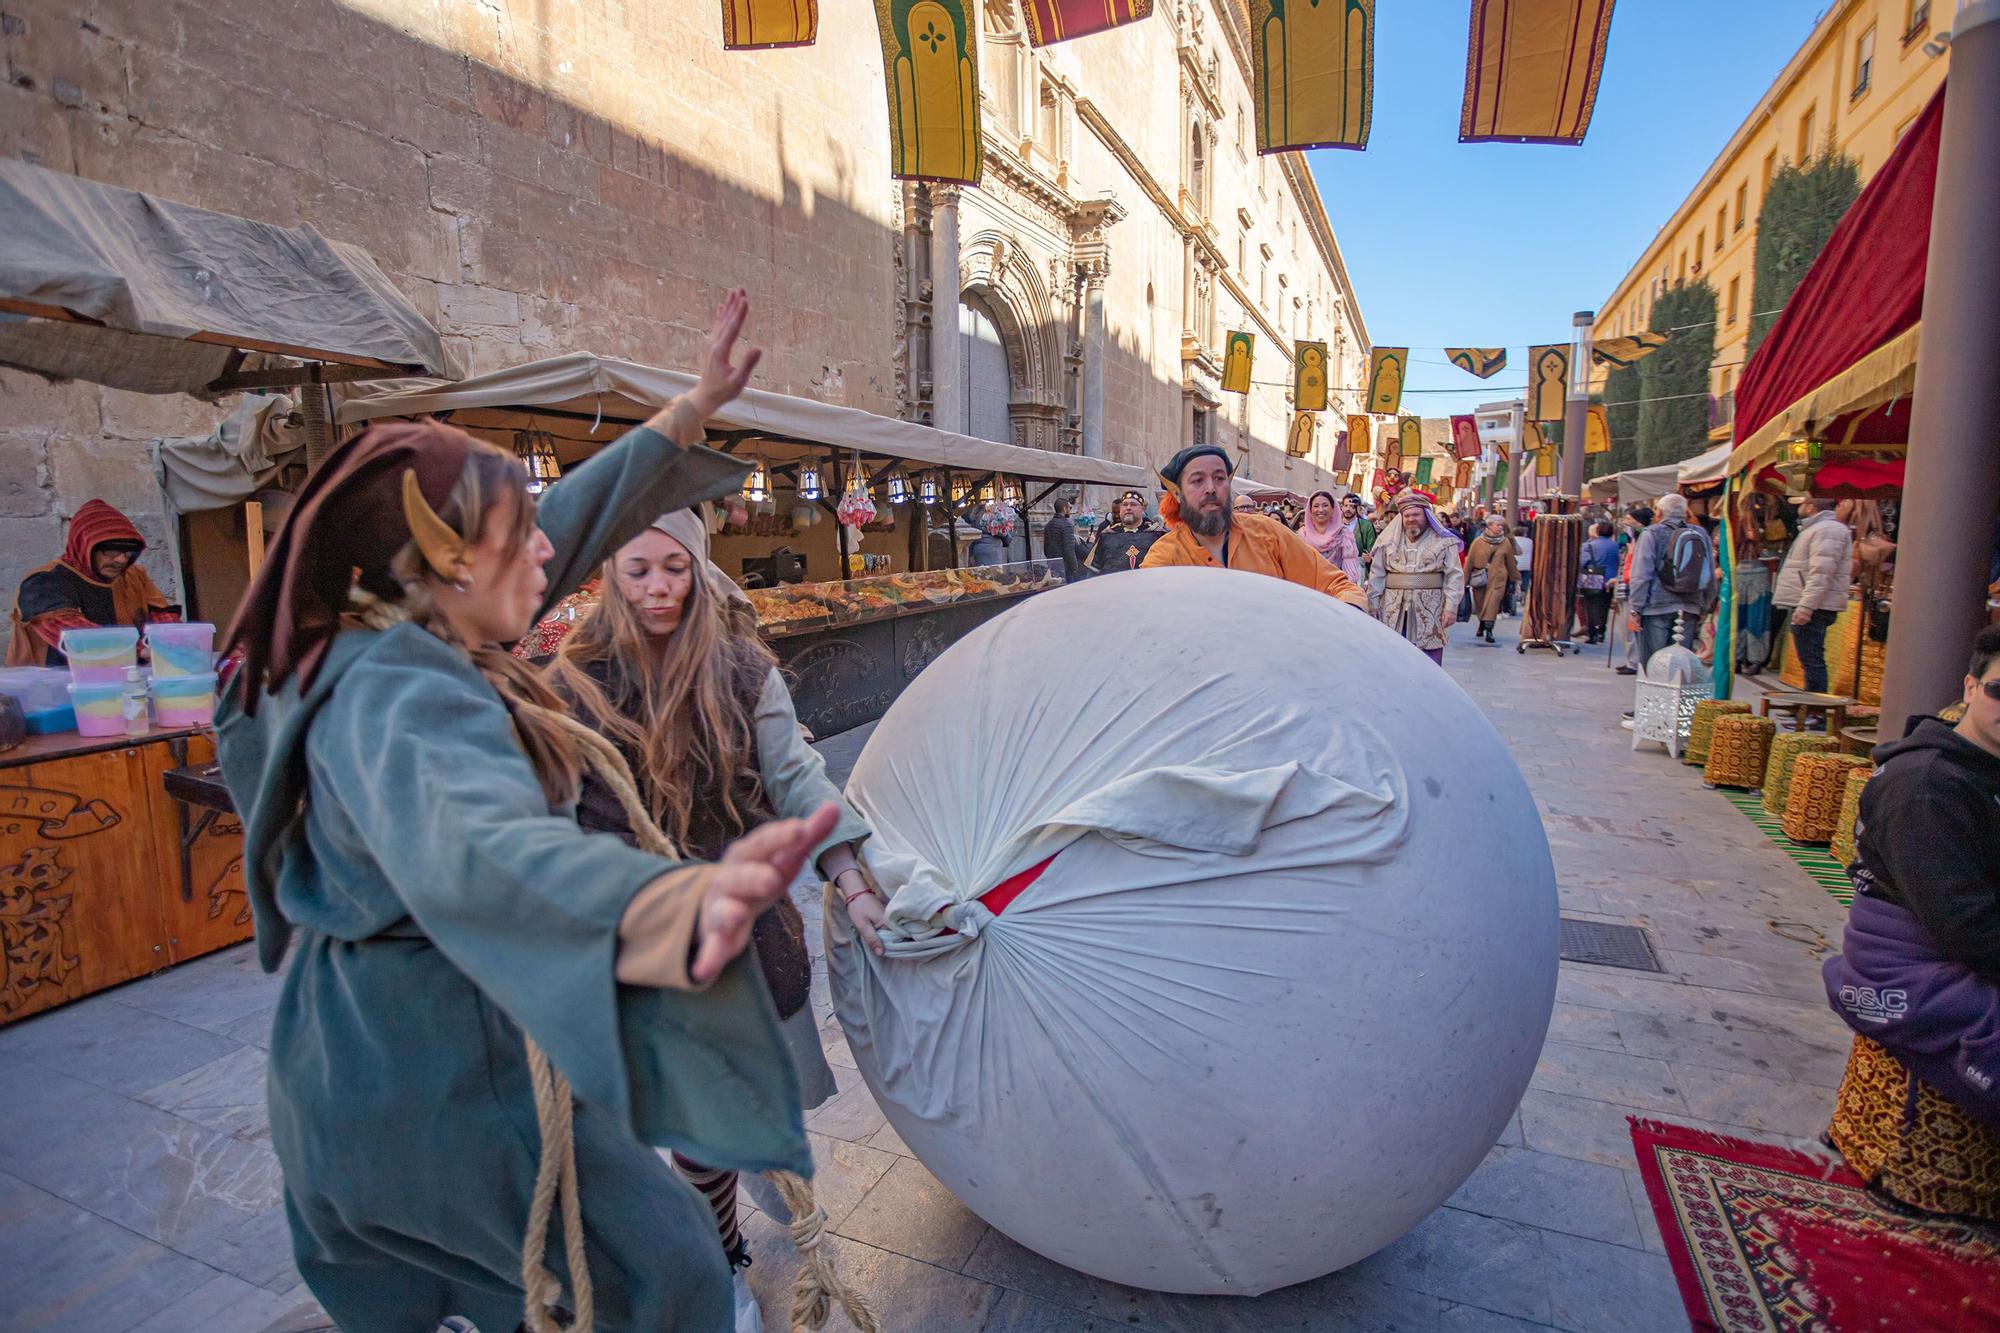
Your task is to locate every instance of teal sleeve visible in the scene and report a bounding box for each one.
[753,666,872,863]
[312,626,811,1174]
[532,408,751,618]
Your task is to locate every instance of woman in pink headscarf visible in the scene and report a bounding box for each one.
[1299,490,1362,583]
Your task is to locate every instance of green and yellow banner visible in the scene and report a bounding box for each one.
[1527,343,1568,422]
[1250,0,1375,152]
[722,0,818,48]
[1415,455,1435,485]
[1365,346,1407,414]
[1460,0,1615,146]
[1287,411,1317,458]
[1591,332,1670,369]
[1397,414,1423,459]
[876,0,982,184]
[1585,403,1612,454]
[1222,331,1254,393]
[1445,347,1507,378]
[1020,0,1153,47]
[1295,340,1329,411]
[1536,445,1556,477]
[1343,414,1370,465]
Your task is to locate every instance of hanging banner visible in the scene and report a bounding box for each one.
[1414,455,1435,485]
[1365,346,1407,414]
[1294,340,1329,411]
[1536,445,1556,477]
[1222,330,1255,393]
[1445,347,1507,379]
[1527,343,1568,422]
[1343,414,1370,464]
[722,0,819,48]
[1249,0,1375,152]
[1332,428,1353,472]
[1590,331,1669,369]
[877,0,983,184]
[1021,0,1153,46]
[1585,403,1612,454]
[1494,459,1509,491]
[1460,0,1615,146]
[1287,411,1317,458]
[1397,415,1423,462]
[1455,458,1474,489]
[1449,413,1481,459]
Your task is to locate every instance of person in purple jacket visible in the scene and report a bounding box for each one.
[1823,623,2000,1135]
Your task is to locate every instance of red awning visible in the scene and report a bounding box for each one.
[1732,85,1943,450]
[1813,457,1906,494]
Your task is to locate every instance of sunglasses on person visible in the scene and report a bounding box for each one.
[1978,679,2000,702]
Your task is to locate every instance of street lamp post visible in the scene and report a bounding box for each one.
[1561,310,1594,500]
[1880,0,2000,734]
[1506,399,1524,526]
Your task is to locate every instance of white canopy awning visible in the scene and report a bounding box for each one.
[339,351,1153,491]
[1583,463,1680,508]
[1676,441,1733,487]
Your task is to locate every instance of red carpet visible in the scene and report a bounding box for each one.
[1629,1117,2000,1331]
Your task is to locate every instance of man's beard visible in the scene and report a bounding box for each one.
[1187,501,1231,539]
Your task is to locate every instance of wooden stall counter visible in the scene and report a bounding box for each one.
[1,726,250,1026]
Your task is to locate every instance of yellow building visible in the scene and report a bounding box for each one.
[1595,0,1948,434]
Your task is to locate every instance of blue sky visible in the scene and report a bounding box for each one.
[1308,0,1830,414]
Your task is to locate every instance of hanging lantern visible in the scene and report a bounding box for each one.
[743,455,770,504]
[977,480,998,505]
[514,430,563,495]
[1000,479,1021,506]
[887,471,912,505]
[918,471,941,506]
[797,461,823,501]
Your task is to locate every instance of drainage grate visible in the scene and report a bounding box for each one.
[1559,918,1664,972]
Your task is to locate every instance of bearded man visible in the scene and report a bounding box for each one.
[8,499,180,667]
[1140,445,1366,607]
[1366,489,1466,665]
[1087,489,1163,575]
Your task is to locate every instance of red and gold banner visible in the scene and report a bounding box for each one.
[1294,340,1329,411]
[1449,413,1481,459]
[1332,427,1354,471]
[1527,343,1569,422]
[722,0,818,49]
[1455,457,1474,489]
[1222,330,1254,393]
[1585,403,1612,454]
[1250,0,1375,152]
[1445,347,1507,378]
[1020,0,1153,46]
[1364,346,1406,414]
[1397,414,1423,459]
[1460,0,1615,146]
[1287,411,1317,458]
[1591,331,1669,369]
[876,0,982,184]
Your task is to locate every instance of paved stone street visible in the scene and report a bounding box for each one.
[0,614,1858,1332]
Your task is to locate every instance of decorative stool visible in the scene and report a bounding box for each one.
[1830,765,1873,867]
[1781,752,1871,843]
[1682,699,1751,767]
[1632,646,1710,759]
[1759,690,1853,736]
[1829,1035,2000,1222]
[1836,724,1879,759]
[1761,732,1835,816]
[1705,716,1776,789]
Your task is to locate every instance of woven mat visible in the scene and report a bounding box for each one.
[1630,1117,2000,1332]
[1716,788,1854,905]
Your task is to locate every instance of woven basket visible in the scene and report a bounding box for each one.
[1705,716,1776,789]
[1782,752,1872,843]
[1830,765,1873,866]
[1762,732,1836,816]
[1682,699,1752,767]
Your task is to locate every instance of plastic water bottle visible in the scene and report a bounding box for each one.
[121,665,148,736]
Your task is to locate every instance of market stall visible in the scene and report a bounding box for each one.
[341,352,1153,733]
[0,162,454,1023]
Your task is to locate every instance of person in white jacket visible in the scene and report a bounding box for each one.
[1772,498,1855,694]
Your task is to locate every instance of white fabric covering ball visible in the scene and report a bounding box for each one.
[825,568,1557,1295]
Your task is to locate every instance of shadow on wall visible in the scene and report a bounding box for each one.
[0,0,1257,605]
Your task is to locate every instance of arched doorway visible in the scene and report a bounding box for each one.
[956,293,1030,563]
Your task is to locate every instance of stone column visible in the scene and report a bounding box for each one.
[1081,260,1109,460]
[930,185,964,435]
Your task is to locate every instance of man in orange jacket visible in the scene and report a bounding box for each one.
[1140,445,1368,608]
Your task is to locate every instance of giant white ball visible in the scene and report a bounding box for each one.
[825,568,1557,1295]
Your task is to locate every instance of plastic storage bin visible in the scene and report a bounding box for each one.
[145,622,215,676]
[68,680,127,736]
[151,671,218,727]
[0,666,74,733]
[60,626,140,682]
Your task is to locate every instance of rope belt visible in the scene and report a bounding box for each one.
[1384,572,1447,590]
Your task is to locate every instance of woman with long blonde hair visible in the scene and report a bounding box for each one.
[544,503,881,1331]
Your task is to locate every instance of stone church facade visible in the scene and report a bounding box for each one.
[0,0,1368,598]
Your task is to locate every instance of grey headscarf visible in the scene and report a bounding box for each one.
[649,504,751,613]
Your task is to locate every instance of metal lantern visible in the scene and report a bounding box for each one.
[743,456,770,504]
[797,462,823,501]
[887,471,912,505]
[1000,479,1021,506]
[918,471,941,506]
[514,430,563,495]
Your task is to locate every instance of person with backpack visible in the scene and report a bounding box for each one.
[1628,493,1715,668]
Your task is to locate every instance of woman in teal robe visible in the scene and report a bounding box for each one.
[217,292,828,1332]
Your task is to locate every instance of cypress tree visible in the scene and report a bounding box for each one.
[1747,150,1861,358]
[1602,363,1641,475]
[1635,281,1717,468]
